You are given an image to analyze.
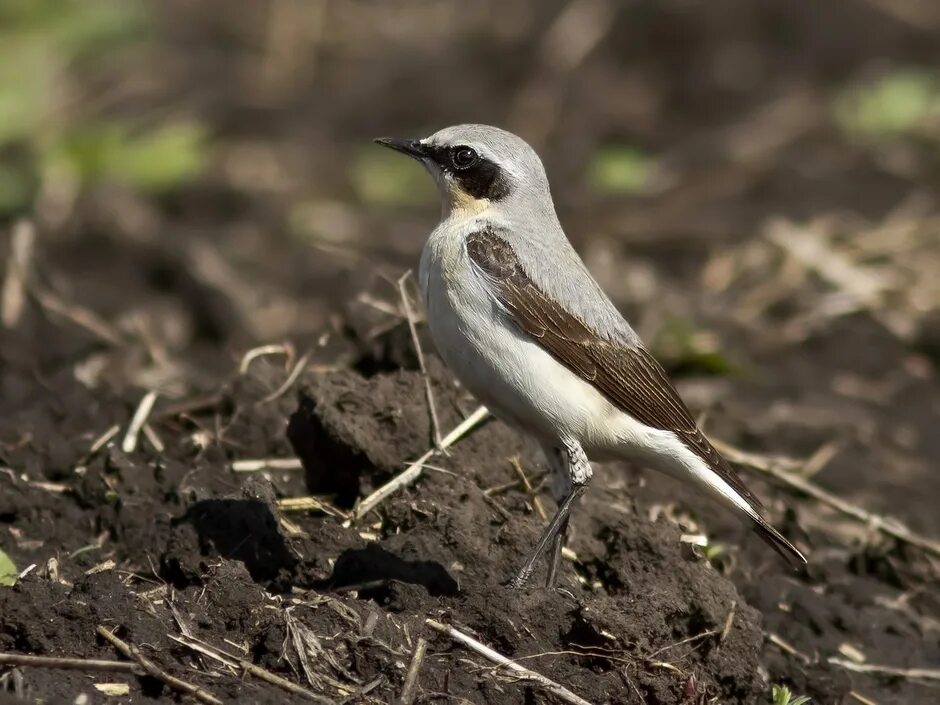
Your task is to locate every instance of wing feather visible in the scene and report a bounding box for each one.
[465,229,762,512]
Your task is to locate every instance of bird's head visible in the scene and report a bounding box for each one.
[374,124,550,219]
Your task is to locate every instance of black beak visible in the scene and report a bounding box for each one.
[373,136,427,160]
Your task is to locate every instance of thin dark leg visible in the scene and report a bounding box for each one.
[545,515,570,588]
[509,485,586,589]
[509,439,591,589]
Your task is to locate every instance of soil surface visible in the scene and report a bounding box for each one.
[2,2,940,704]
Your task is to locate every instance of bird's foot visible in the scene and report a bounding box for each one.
[507,566,534,589]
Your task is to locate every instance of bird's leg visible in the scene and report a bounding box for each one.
[509,439,592,589]
[545,445,572,588]
[545,515,570,588]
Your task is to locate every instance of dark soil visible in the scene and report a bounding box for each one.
[3,1,940,704]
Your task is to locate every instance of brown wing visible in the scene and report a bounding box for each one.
[465,229,762,513]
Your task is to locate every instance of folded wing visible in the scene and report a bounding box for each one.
[466,228,806,566]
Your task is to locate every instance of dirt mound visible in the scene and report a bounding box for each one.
[4,350,754,702]
[5,343,934,704]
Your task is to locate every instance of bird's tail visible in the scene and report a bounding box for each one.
[676,444,807,567]
[748,513,806,567]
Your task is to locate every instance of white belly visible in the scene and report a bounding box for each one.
[421,233,639,455]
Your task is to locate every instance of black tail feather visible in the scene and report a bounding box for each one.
[750,514,807,568]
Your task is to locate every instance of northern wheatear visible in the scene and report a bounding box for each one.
[376,125,806,587]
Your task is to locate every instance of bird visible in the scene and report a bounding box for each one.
[374,124,806,588]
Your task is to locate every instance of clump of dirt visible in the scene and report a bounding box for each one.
[1,342,773,704]
[0,345,919,705]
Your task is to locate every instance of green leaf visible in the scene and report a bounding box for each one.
[348,146,435,206]
[0,159,38,215]
[652,319,734,376]
[588,144,653,194]
[0,547,17,586]
[0,43,52,146]
[0,0,149,147]
[772,684,811,705]
[52,120,208,192]
[0,0,147,57]
[832,68,940,138]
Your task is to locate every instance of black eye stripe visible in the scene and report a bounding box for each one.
[421,144,511,201]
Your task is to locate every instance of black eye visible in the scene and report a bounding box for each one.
[451,146,478,169]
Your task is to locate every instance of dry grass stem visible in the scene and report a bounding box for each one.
[766,632,812,664]
[277,496,349,520]
[720,601,737,643]
[33,288,124,346]
[425,619,595,705]
[398,270,444,450]
[714,439,940,558]
[122,390,159,453]
[96,626,222,705]
[848,690,881,705]
[645,629,720,660]
[354,406,490,520]
[261,350,312,403]
[828,658,940,682]
[240,343,293,374]
[142,423,165,453]
[170,633,336,704]
[0,653,139,673]
[396,635,428,705]
[232,457,304,472]
[2,220,35,328]
[89,424,121,455]
[510,456,548,521]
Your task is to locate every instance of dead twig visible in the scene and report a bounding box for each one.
[260,350,312,404]
[398,271,444,451]
[396,636,428,705]
[96,626,222,705]
[713,439,940,558]
[142,423,164,453]
[232,457,304,472]
[169,633,336,704]
[828,658,940,682]
[645,629,720,660]
[510,456,547,521]
[848,690,881,705]
[0,652,139,673]
[800,439,842,478]
[33,288,124,346]
[89,424,121,455]
[240,343,293,374]
[766,632,812,664]
[354,406,490,520]
[483,478,523,496]
[277,496,349,520]
[122,391,159,453]
[425,618,594,705]
[340,677,382,703]
[2,220,35,328]
[720,600,737,643]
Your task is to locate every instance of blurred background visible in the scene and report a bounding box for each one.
[4,0,940,533]
[3,0,939,352]
[3,1,940,528]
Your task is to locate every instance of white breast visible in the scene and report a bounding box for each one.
[420,219,645,455]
